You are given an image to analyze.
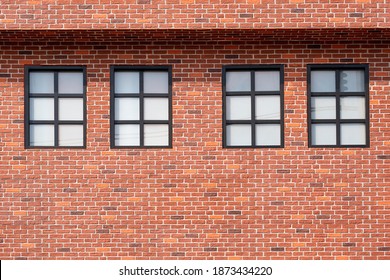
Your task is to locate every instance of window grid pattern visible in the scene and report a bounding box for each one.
[222,65,284,148]
[25,66,86,148]
[308,64,369,147]
[110,66,172,148]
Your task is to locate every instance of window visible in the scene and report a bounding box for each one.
[222,65,284,147]
[308,65,369,147]
[111,66,172,148]
[25,66,86,148]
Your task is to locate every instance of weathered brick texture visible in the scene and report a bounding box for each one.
[0,0,389,29]
[0,0,389,260]
[0,29,389,259]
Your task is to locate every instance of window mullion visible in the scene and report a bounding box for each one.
[54,72,59,147]
[335,69,341,146]
[251,71,256,147]
[139,71,144,147]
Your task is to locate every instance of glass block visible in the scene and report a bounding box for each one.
[226,124,251,146]
[30,72,54,94]
[59,98,83,121]
[144,124,169,146]
[115,124,140,146]
[144,98,169,120]
[256,124,281,146]
[311,97,336,120]
[30,125,54,146]
[59,125,84,146]
[115,98,139,121]
[255,95,280,120]
[226,96,251,120]
[311,124,336,145]
[341,123,366,145]
[255,71,280,91]
[341,97,365,119]
[58,72,83,94]
[340,70,364,92]
[115,72,140,94]
[311,71,336,92]
[144,72,168,94]
[226,71,251,92]
[30,98,54,120]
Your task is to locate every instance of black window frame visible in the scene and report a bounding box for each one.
[307,64,370,148]
[110,66,173,148]
[24,66,87,149]
[222,65,285,148]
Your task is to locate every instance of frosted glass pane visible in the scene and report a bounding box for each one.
[59,98,83,121]
[255,71,280,91]
[311,124,336,145]
[115,72,140,94]
[115,98,140,120]
[341,70,364,92]
[226,96,251,120]
[226,124,251,146]
[256,95,280,120]
[256,124,281,146]
[59,125,83,146]
[144,98,169,120]
[226,72,251,92]
[341,97,365,119]
[30,98,54,120]
[311,71,336,92]
[30,72,54,94]
[115,124,140,146]
[144,124,169,146]
[30,125,54,146]
[58,72,83,94]
[311,97,336,120]
[144,72,168,94]
[341,123,366,145]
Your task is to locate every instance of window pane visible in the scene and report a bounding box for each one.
[311,97,336,120]
[256,124,281,146]
[59,98,83,121]
[59,125,83,146]
[340,70,364,92]
[341,97,365,119]
[115,72,140,94]
[226,96,251,120]
[311,71,336,92]
[30,98,54,120]
[115,124,140,146]
[115,98,139,121]
[226,124,251,146]
[30,72,54,94]
[255,95,280,120]
[144,98,169,120]
[58,72,83,94]
[341,123,366,145]
[144,72,168,94]
[30,125,54,146]
[311,124,336,145]
[255,71,280,91]
[144,124,169,146]
[226,71,251,92]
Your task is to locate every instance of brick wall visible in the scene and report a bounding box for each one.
[0,0,389,29]
[0,29,389,259]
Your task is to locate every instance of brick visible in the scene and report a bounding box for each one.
[343,243,356,247]
[296,229,310,233]
[204,247,217,252]
[57,248,71,252]
[378,247,390,252]
[0,22,389,262]
[271,247,285,252]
